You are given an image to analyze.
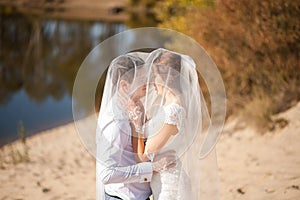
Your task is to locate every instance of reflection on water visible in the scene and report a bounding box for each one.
[0,9,127,146]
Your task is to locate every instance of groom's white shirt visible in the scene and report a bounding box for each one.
[96,102,152,200]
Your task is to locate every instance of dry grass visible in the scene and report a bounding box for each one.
[0,121,29,168]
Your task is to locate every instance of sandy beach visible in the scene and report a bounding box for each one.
[1,102,300,199]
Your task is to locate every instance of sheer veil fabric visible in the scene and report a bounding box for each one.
[96,49,219,200]
[141,48,219,199]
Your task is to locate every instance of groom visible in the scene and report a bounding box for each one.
[96,55,176,200]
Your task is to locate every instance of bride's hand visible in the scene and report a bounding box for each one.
[127,100,145,133]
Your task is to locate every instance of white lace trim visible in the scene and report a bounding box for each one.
[164,103,186,132]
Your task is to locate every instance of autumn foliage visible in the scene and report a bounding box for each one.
[147,0,300,129]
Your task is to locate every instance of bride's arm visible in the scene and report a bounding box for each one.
[131,103,183,162]
[143,103,184,157]
[131,123,177,162]
[144,124,178,155]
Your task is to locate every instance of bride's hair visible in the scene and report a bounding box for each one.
[110,55,144,85]
[153,51,181,72]
[153,50,182,92]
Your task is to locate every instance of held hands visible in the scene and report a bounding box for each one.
[152,150,177,173]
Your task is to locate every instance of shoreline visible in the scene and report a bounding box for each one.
[0,122,96,199]
[0,118,74,148]
[0,0,129,22]
[1,102,300,199]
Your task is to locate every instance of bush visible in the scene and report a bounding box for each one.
[152,0,300,129]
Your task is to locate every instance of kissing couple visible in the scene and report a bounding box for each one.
[96,48,217,200]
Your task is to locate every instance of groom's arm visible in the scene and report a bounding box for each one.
[96,120,153,184]
[96,159,153,184]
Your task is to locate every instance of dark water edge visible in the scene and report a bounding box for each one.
[0,5,130,147]
[0,89,73,147]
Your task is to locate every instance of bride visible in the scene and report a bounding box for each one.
[129,49,204,199]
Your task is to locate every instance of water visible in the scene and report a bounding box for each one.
[0,9,127,146]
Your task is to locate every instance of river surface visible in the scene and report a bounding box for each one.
[0,6,130,146]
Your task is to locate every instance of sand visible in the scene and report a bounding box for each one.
[217,102,300,199]
[0,124,95,199]
[1,102,300,199]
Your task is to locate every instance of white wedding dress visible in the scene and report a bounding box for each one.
[145,102,192,200]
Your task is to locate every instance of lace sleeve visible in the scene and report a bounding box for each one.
[164,103,186,132]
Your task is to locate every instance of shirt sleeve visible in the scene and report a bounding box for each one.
[96,119,153,184]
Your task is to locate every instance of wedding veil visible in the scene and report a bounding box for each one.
[137,48,219,199]
[96,49,220,200]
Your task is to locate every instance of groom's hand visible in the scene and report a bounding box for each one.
[152,150,177,173]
